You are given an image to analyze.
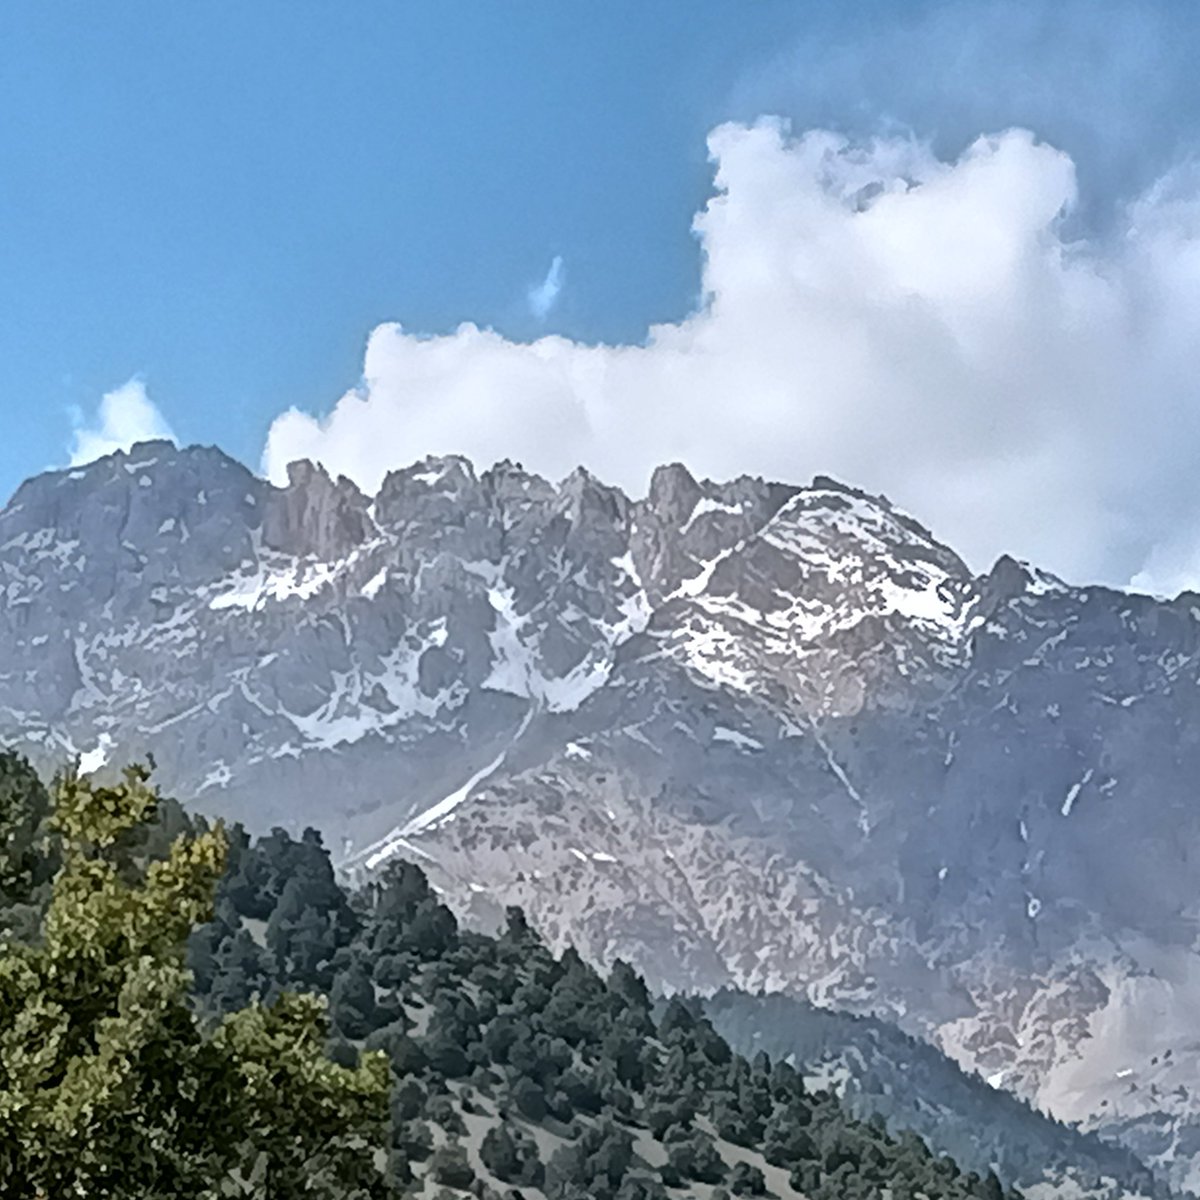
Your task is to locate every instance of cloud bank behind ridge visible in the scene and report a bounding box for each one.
[264,120,1200,595]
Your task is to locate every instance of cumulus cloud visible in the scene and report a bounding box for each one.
[263,119,1200,593]
[69,379,177,466]
[527,256,565,320]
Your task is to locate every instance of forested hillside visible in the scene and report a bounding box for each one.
[0,754,1165,1199]
[704,991,1158,1195]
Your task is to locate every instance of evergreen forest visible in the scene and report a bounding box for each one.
[0,755,1162,1200]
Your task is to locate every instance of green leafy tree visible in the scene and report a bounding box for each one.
[207,925,275,1013]
[428,1138,475,1189]
[666,1129,727,1185]
[545,1118,633,1200]
[614,1177,669,1200]
[729,1161,767,1195]
[331,953,377,1039]
[480,1121,545,1187]
[0,763,392,1199]
[361,859,457,964]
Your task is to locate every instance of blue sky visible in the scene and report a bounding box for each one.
[0,3,804,488]
[4,2,1200,588]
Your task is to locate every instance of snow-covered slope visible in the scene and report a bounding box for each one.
[3,442,1200,1188]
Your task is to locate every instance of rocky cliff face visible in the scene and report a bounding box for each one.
[3,440,1199,1188]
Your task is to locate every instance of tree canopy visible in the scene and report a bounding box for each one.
[0,757,391,1199]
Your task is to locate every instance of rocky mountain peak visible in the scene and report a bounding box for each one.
[262,459,374,560]
[374,454,482,516]
[646,461,703,524]
[635,477,979,716]
[4,444,1200,1188]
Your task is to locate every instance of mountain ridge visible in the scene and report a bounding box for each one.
[3,441,1200,1188]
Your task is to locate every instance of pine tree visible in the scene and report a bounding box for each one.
[0,751,54,938]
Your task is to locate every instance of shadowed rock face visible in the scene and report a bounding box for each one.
[261,460,372,560]
[3,441,1200,1187]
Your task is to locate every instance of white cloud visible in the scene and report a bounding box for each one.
[263,119,1200,593]
[70,379,177,466]
[527,255,565,320]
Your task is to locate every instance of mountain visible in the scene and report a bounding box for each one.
[2,441,1200,1188]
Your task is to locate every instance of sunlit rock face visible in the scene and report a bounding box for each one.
[4,441,1200,1188]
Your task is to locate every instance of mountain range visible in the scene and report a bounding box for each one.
[2,440,1199,1189]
